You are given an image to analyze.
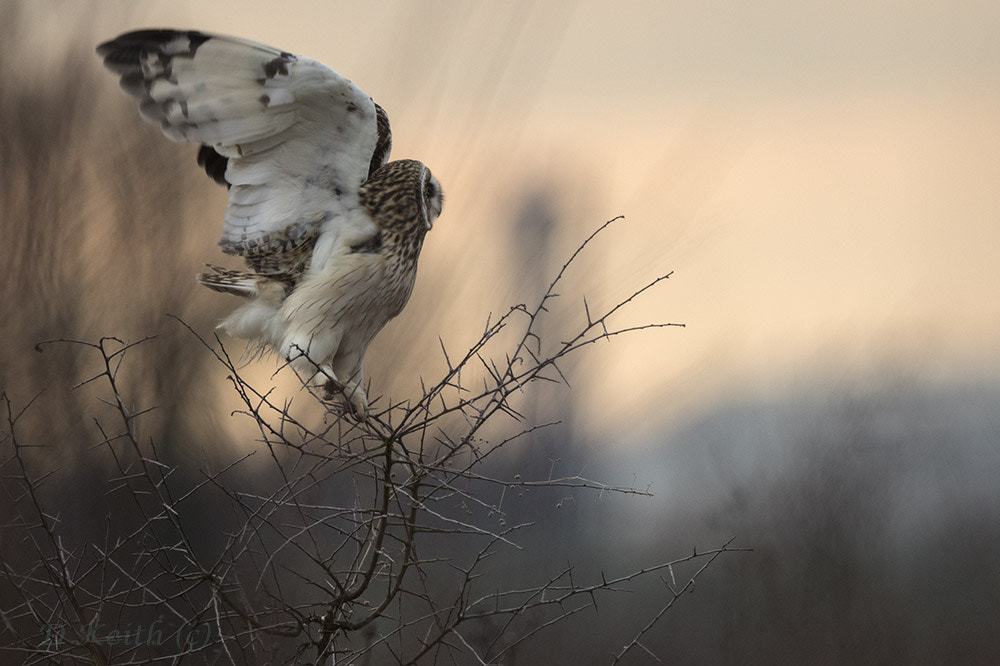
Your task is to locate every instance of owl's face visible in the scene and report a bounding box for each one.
[360,159,443,236]
[420,167,444,230]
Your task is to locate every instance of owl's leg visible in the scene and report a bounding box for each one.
[287,358,366,420]
[282,333,338,384]
[283,344,323,384]
[281,337,366,419]
[321,359,368,421]
[319,369,367,421]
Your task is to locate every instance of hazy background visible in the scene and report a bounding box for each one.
[3,1,999,662]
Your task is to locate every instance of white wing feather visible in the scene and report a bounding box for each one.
[97,30,382,270]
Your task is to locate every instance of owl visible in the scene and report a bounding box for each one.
[96,29,444,418]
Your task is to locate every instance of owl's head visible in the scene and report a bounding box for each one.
[360,159,443,234]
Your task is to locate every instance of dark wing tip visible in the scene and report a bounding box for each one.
[367,102,393,179]
[96,29,211,72]
[197,145,231,187]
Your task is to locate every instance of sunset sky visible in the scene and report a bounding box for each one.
[30,1,1000,437]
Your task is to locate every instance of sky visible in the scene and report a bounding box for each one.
[38,0,1000,437]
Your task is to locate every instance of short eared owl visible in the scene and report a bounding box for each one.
[97,29,443,418]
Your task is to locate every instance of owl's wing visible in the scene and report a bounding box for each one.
[97,29,392,274]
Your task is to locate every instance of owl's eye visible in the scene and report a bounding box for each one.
[424,181,435,198]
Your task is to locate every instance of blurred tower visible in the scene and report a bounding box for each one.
[510,187,556,426]
[512,188,557,296]
[505,186,584,476]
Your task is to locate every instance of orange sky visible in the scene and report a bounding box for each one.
[60,1,1000,435]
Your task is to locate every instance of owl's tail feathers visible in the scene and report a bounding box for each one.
[196,264,293,304]
[201,266,289,344]
[197,265,259,298]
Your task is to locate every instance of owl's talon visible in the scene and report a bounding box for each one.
[322,379,368,421]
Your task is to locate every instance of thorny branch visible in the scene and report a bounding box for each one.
[0,218,744,665]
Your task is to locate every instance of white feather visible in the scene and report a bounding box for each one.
[101,30,381,262]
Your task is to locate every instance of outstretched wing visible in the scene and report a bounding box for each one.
[97,29,392,275]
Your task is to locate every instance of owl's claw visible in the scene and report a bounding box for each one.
[322,379,368,421]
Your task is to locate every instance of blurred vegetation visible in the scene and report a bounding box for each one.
[0,3,223,458]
